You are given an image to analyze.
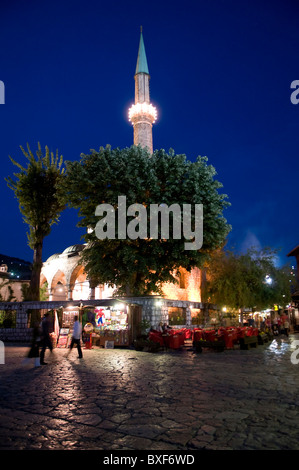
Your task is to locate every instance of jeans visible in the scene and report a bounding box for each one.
[70,337,83,358]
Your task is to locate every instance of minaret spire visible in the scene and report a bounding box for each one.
[128,28,157,154]
[135,26,149,76]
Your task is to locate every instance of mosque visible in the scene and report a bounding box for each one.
[40,30,202,327]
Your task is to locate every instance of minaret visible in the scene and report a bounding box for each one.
[128,27,157,154]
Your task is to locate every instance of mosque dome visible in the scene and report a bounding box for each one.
[46,253,61,262]
[62,244,85,255]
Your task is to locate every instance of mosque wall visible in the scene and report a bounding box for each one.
[41,245,201,303]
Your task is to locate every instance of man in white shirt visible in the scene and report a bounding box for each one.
[69,316,83,358]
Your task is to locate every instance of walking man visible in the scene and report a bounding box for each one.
[40,312,53,365]
[69,316,83,359]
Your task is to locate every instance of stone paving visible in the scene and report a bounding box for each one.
[0,334,299,451]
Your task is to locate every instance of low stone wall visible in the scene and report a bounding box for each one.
[0,328,33,343]
[0,309,33,343]
[125,297,169,327]
[0,298,218,342]
[124,296,213,329]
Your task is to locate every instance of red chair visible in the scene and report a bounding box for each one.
[149,332,164,346]
[180,329,187,339]
[175,328,184,338]
[185,329,192,339]
[194,330,203,341]
[222,331,234,349]
[168,329,176,336]
[169,335,181,349]
[203,330,216,341]
[178,333,185,346]
[192,328,201,340]
[237,328,246,338]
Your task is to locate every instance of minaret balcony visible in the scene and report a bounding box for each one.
[128,102,157,124]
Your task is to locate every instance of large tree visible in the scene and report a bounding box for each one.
[64,145,231,296]
[202,247,294,315]
[6,143,66,300]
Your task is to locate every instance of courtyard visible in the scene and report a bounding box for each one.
[0,335,299,451]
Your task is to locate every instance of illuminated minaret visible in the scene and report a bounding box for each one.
[129,27,157,154]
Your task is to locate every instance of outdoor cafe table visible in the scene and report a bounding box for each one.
[149,326,259,350]
[149,328,188,349]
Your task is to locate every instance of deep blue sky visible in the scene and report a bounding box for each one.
[0,0,298,267]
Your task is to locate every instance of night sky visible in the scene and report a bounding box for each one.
[0,0,298,267]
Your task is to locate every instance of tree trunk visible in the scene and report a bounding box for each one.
[203,303,210,326]
[240,308,244,325]
[200,268,208,302]
[125,284,131,297]
[30,241,43,301]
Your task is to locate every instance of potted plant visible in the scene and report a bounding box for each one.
[138,318,151,339]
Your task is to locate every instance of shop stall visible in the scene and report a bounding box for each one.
[82,302,130,347]
[62,306,80,329]
[56,306,81,348]
[50,300,135,349]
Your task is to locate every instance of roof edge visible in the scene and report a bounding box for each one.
[287,245,299,257]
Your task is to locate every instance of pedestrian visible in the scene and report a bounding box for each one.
[68,315,83,359]
[279,311,289,336]
[23,321,41,367]
[283,317,290,337]
[40,312,53,365]
[277,315,282,334]
[272,316,278,334]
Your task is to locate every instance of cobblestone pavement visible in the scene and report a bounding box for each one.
[0,334,299,451]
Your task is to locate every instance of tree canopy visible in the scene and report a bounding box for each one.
[64,145,231,296]
[6,143,66,300]
[202,247,294,313]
